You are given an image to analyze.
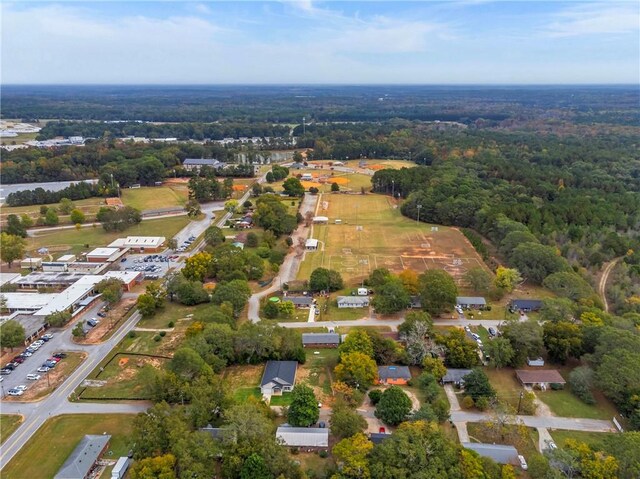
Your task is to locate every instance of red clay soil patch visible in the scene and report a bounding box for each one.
[118,357,129,367]
[232,184,247,191]
[105,197,124,207]
[368,164,386,170]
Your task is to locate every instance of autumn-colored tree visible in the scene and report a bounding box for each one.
[422,356,447,381]
[494,266,522,292]
[183,252,213,282]
[339,329,374,358]
[130,454,177,479]
[398,269,419,295]
[334,352,378,390]
[332,433,373,479]
[0,233,26,267]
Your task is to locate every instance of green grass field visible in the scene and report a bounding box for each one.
[27,215,190,256]
[135,301,208,329]
[1,414,135,479]
[298,194,489,285]
[121,185,187,211]
[272,168,373,193]
[483,368,526,410]
[0,415,23,445]
[549,430,612,448]
[537,388,618,420]
[270,393,294,406]
[0,197,106,223]
[467,423,539,460]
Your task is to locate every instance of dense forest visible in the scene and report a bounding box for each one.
[3,85,638,125]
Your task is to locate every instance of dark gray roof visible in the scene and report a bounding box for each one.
[462,443,519,464]
[287,296,314,306]
[302,333,340,345]
[378,365,411,380]
[441,369,473,383]
[369,433,391,444]
[510,299,542,310]
[261,360,298,388]
[456,296,487,305]
[54,434,111,479]
[183,158,223,167]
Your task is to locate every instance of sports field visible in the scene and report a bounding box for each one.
[298,194,490,284]
[274,168,373,193]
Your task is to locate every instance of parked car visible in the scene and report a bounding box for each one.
[87,318,100,327]
[379,427,386,433]
[43,361,57,369]
[7,389,24,396]
[12,357,25,364]
[37,366,50,373]
[22,350,34,357]
[97,312,107,318]
[488,327,496,337]
[0,369,12,375]
[120,257,127,262]
[3,363,18,370]
[15,385,28,391]
[26,374,41,380]
[518,455,528,471]
[42,333,54,341]
[53,352,67,359]
[47,357,61,363]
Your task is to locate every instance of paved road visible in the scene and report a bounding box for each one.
[450,411,615,432]
[0,311,143,467]
[277,318,505,331]
[247,194,318,322]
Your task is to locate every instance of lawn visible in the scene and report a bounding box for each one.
[121,185,188,211]
[0,197,105,223]
[135,301,208,329]
[27,215,190,256]
[537,388,618,420]
[272,168,373,193]
[483,368,526,410]
[549,430,612,448]
[299,348,339,401]
[270,393,294,406]
[1,414,135,479]
[234,387,262,403]
[294,452,333,479]
[0,415,23,445]
[297,194,489,287]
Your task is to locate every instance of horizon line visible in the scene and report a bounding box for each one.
[2,83,639,88]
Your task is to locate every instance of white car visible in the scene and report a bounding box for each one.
[37,366,50,373]
[518,455,528,471]
[26,374,41,380]
[15,385,28,391]
[7,389,24,396]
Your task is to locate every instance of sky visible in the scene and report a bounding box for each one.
[2,1,639,84]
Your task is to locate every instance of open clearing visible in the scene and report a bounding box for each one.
[0,197,106,224]
[298,194,489,283]
[1,414,134,479]
[0,415,23,445]
[26,215,190,256]
[121,185,188,211]
[274,168,373,193]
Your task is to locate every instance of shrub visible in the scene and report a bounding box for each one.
[369,389,383,405]
[128,331,137,338]
[475,396,490,411]
[318,450,328,458]
[159,331,167,337]
[550,383,564,390]
[154,335,162,342]
[286,237,293,247]
[461,396,475,409]
[168,321,174,328]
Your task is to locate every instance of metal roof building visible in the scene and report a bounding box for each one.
[337,296,370,308]
[276,425,329,448]
[302,333,340,346]
[54,434,111,479]
[456,296,487,307]
[462,443,519,465]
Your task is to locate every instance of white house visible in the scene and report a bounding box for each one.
[337,296,370,308]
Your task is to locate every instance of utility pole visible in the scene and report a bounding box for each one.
[391,179,395,199]
[302,117,306,135]
[416,204,422,224]
[517,391,523,414]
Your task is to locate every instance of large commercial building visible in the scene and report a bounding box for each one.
[108,236,166,252]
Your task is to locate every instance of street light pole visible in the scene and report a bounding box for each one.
[416,204,422,224]
[391,179,395,199]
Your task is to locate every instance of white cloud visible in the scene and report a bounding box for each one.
[544,2,639,37]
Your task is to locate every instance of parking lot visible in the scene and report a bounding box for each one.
[118,253,176,280]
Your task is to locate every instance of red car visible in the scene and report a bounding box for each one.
[379,427,386,434]
[47,357,61,363]
[12,357,25,364]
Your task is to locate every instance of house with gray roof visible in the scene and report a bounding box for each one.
[302,333,340,348]
[509,299,543,312]
[378,365,412,385]
[462,443,519,465]
[441,369,473,385]
[276,425,328,449]
[260,360,298,396]
[287,296,315,308]
[456,296,487,309]
[54,434,111,479]
[337,296,370,308]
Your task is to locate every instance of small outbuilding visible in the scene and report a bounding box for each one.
[20,257,42,270]
[462,443,519,465]
[456,296,487,309]
[312,216,329,224]
[305,238,319,251]
[276,425,328,449]
[302,333,340,348]
[111,457,131,479]
[378,365,412,385]
[337,296,370,308]
[516,370,566,389]
[527,357,545,367]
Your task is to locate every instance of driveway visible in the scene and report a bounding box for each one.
[450,411,615,432]
[247,193,318,322]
